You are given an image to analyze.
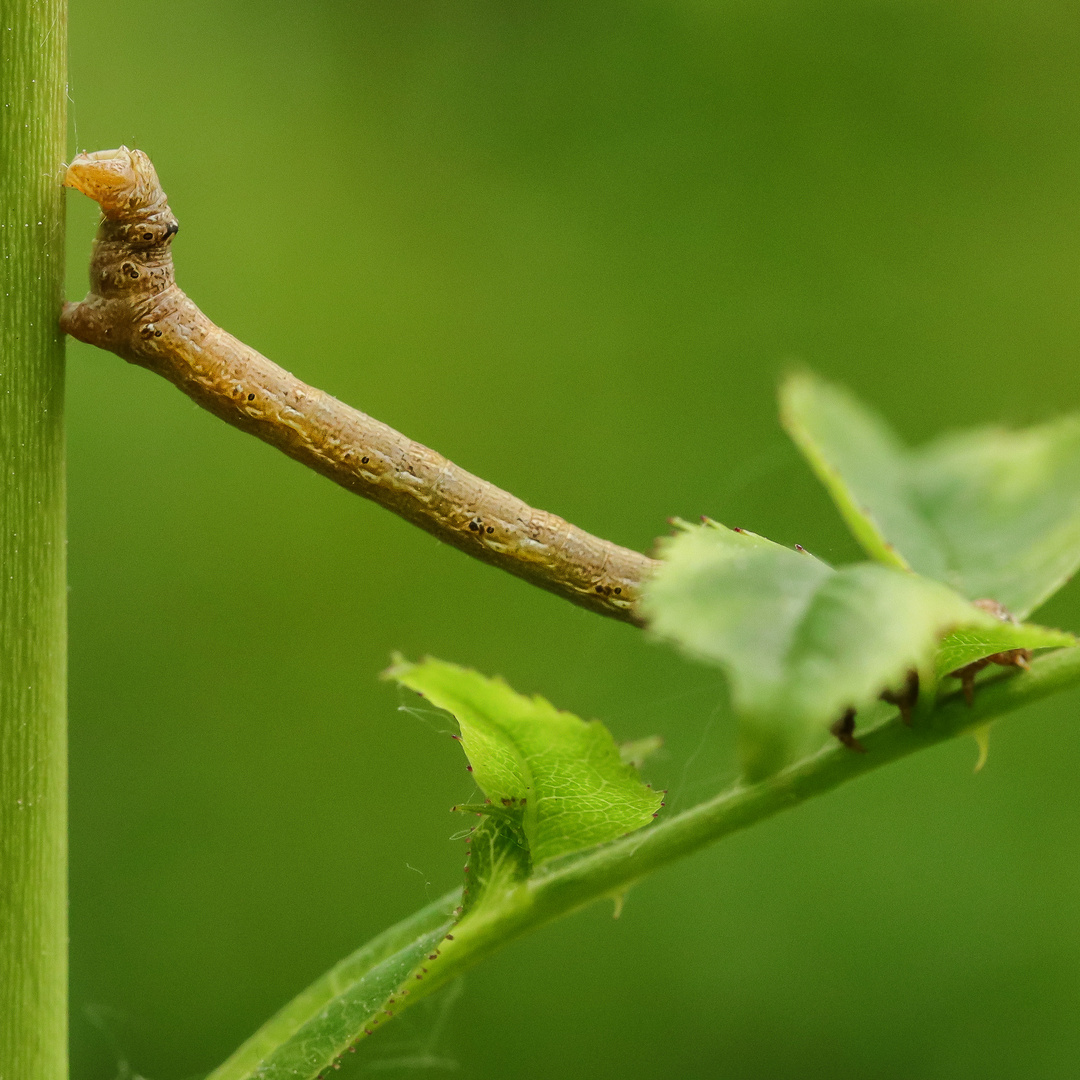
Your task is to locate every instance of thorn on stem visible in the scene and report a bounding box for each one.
[880,669,919,725]
[830,708,865,753]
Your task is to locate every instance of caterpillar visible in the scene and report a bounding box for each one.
[61,148,655,621]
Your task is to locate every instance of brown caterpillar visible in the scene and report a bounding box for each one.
[61,148,656,621]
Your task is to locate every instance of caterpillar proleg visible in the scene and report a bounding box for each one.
[61,148,655,621]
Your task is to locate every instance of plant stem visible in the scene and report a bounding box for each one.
[426,650,1080,987]
[212,646,1080,1080]
[0,2,68,1078]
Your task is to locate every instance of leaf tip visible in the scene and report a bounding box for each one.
[381,651,413,681]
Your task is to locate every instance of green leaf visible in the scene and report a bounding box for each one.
[781,369,1080,618]
[387,657,663,865]
[205,890,460,1080]
[936,622,1076,680]
[641,521,1036,777]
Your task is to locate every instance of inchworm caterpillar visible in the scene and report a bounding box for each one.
[61,148,656,622]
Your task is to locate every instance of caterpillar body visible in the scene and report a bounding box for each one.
[61,148,654,621]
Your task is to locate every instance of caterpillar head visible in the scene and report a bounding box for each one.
[65,147,170,221]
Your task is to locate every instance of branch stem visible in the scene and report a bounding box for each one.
[210,646,1080,1080]
[413,647,1080,1000]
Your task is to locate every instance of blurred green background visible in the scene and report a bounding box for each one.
[65,2,1080,1077]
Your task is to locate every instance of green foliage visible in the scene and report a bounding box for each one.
[387,657,663,868]
[209,642,1080,1080]
[781,370,1080,618]
[642,520,1071,777]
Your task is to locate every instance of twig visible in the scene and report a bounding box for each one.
[206,642,1080,1080]
[60,148,657,622]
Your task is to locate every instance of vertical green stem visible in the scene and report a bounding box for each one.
[0,2,68,1077]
